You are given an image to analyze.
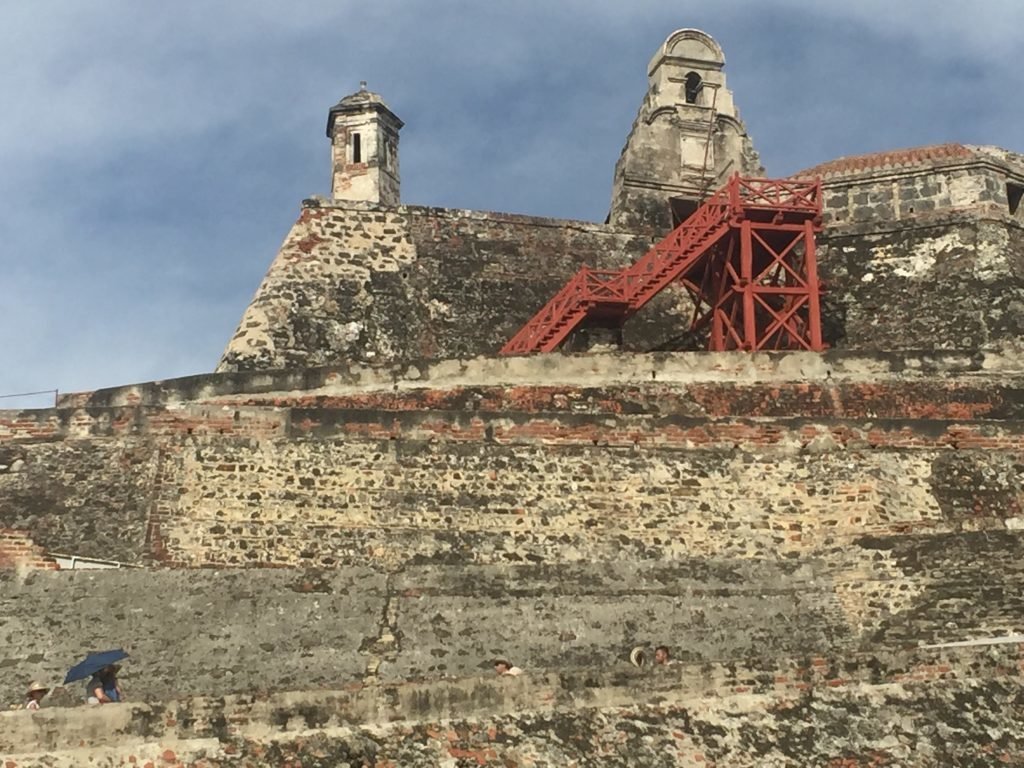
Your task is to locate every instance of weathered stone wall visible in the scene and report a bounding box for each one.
[218,203,668,372]
[7,398,1024,568]
[813,149,1017,227]
[2,392,1023,760]
[788,146,1024,349]
[0,439,158,564]
[8,353,1024,572]
[219,188,1024,371]
[6,352,1024,757]
[4,360,1024,710]
[818,217,1024,350]
[0,560,854,706]
[0,568,382,705]
[4,643,1024,767]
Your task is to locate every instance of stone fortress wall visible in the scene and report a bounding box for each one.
[4,349,1024,764]
[216,204,656,372]
[4,351,1024,704]
[5,25,1024,768]
[805,144,1024,351]
[807,144,1024,227]
[218,148,1024,372]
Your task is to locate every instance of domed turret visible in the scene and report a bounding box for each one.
[608,29,763,232]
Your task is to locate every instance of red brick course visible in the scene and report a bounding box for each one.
[0,528,58,570]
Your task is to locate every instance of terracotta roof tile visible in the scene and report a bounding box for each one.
[794,143,975,178]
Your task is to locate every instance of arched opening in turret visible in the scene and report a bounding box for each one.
[1008,181,1023,217]
[684,72,703,105]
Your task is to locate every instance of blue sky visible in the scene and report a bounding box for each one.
[2,1,1022,407]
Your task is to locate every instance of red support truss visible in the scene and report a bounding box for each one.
[499,174,824,356]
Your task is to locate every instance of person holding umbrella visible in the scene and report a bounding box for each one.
[85,665,123,704]
[64,649,128,705]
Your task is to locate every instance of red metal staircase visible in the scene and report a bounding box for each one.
[500,174,824,356]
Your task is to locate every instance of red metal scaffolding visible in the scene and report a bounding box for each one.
[500,174,824,356]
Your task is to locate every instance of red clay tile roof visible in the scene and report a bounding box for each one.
[794,143,975,178]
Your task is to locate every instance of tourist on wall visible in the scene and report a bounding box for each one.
[494,659,524,676]
[24,682,49,710]
[654,645,672,666]
[86,665,123,705]
[629,644,675,668]
[63,648,129,705]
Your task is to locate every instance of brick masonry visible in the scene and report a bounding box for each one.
[0,529,57,571]
[4,363,1024,713]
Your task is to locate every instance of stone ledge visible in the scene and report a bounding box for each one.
[49,348,1024,410]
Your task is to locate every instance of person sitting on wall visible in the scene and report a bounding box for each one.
[86,665,123,705]
[24,681,49,710]
[494,659,524,677]
[654,645,672,666]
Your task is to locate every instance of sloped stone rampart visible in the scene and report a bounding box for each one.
[216,191,1024,370]
[4,353,1024,759]
[216,204,671,372]
[0,568,385,707]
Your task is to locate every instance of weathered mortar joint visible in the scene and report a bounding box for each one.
[362,571,402,683]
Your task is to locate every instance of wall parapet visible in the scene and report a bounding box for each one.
[50,348,1024,410]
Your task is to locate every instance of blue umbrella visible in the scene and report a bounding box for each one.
[64,649,129,684]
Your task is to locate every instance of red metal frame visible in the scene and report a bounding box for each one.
[500,174,824,356]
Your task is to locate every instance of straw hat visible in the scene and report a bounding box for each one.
[26,681,49,695]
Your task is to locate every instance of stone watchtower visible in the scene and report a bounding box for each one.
[608,29,762,232]
[326,83,403,205]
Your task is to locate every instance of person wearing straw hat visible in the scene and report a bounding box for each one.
[24,682,49,710]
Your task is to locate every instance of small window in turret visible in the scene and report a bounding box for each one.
[684,72,703,105]
[1008,181,1023,217]
[352,133,362,163]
